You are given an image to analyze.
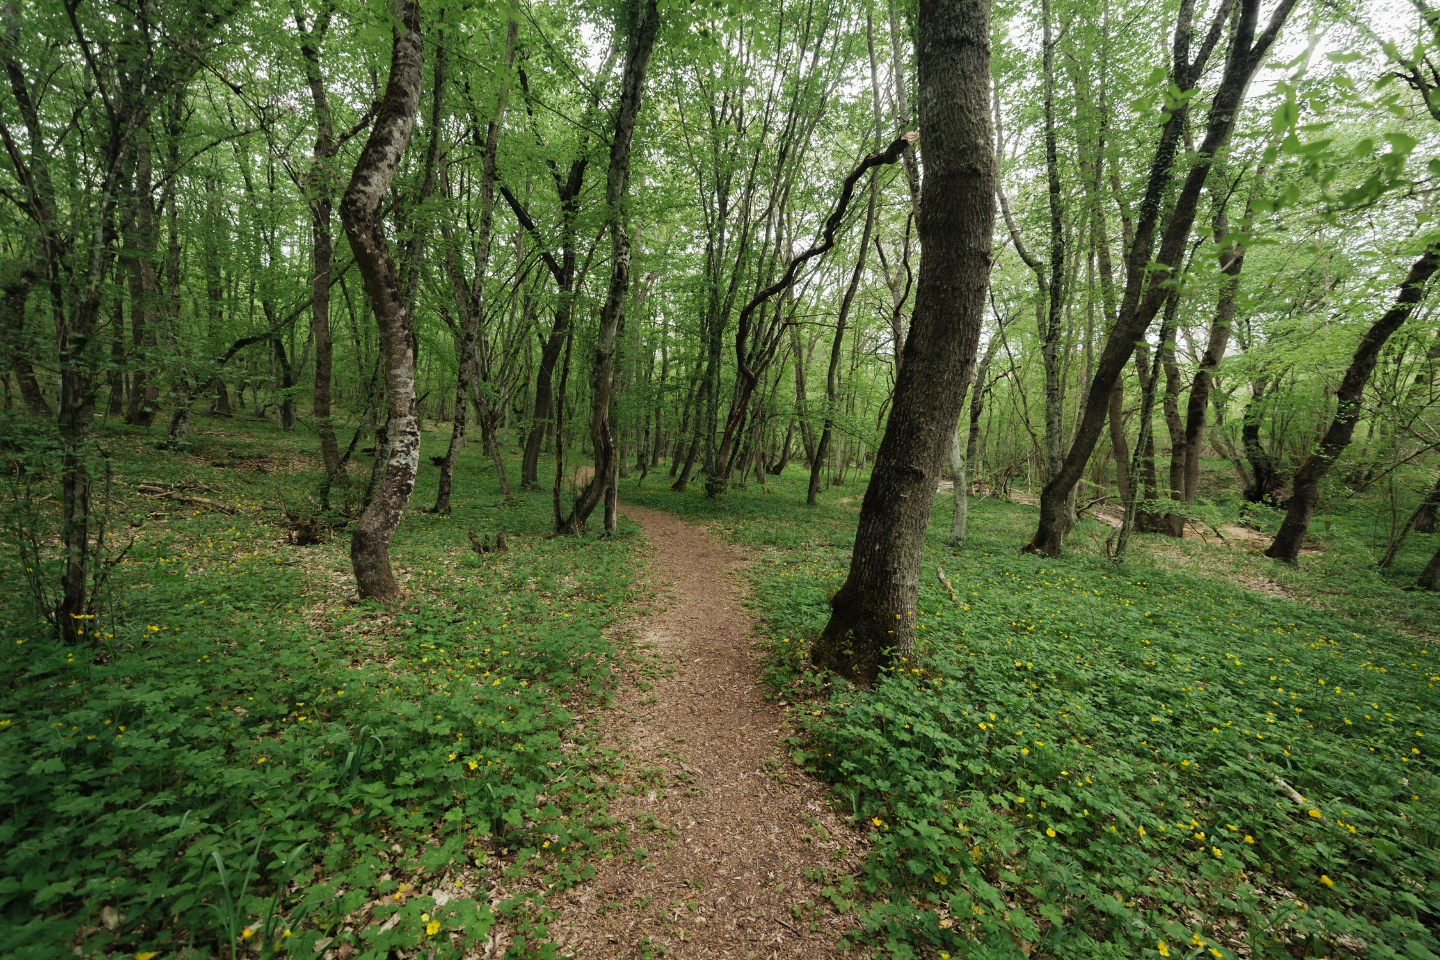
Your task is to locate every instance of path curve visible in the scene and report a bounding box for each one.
[546,504,868,958]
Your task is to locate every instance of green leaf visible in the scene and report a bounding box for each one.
[1272,99,1300,136]
[1384,132,1419,155]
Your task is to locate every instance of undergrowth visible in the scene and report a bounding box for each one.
[0,417,641,960]
[638,469,1440,960]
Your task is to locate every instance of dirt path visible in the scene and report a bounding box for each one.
[546,504,868,958]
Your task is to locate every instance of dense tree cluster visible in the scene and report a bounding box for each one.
[3,0,1438,669]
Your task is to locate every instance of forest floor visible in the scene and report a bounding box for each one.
[4,416,1438,960]
[545,504,869,958]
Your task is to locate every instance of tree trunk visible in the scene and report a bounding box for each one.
[809,181,877,505]
[1108,381,1129,502]
[949,420,968,543]
[1026,0,1296,556]
[1159,327,1186,536]
[1113,290,1179,559]
[107,290,126,416]
[1182,186,1252,507]
[1380,472,1440,569]
[560,0,661,535]
[0,261,49,415]
[1039,0,1067,492]
[433,20,516,512]
[125,131,161,428]
[1266,247,1440,563]
[339,0,425,602]
[1240,375,1282,502]
[769,420,795,474]
[811,0,995,686]
[1414,541,1440,591]
[272,332,296,431]
[297,8,342,474]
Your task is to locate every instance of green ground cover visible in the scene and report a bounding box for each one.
[631,471,1440,960]
[1,416,644,960]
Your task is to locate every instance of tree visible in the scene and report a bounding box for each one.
[1024,0,1297,557]
[810,0,996,686]
[1265,246,1440,562]
[339,0,424,602]
[0,0,241,642]
[560,0,662,535]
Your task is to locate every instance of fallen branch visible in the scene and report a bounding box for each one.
[1272,775,1308,805]
[936,565,958,603]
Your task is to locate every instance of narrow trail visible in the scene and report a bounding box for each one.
[546,504,868,958]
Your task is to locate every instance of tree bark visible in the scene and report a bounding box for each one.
[1266,247,1440,562]
[810,0,995,686]
[1040,0,1067,490]
[339,0,425,602]
[296,6,342,474]
[125,131,161,428]
[809,183,877,505]
[560,0,661,535]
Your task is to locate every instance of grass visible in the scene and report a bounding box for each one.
[0,413,645,960]
[633,464,1440,960]
[4,418,1437,960]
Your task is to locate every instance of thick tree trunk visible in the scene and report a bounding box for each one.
[339,0,424,602]
[1267,247,1440,563]
[1026,0,1295,556]
[1039,0,1066,490]
[811,0,995,686]
[560,0,661,535]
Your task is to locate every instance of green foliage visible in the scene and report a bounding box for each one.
[693,471,1440,959]
[0,420,641,960]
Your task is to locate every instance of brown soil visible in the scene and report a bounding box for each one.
[544,503,869,958]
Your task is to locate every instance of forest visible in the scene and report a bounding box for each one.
[1,0,1438,957]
